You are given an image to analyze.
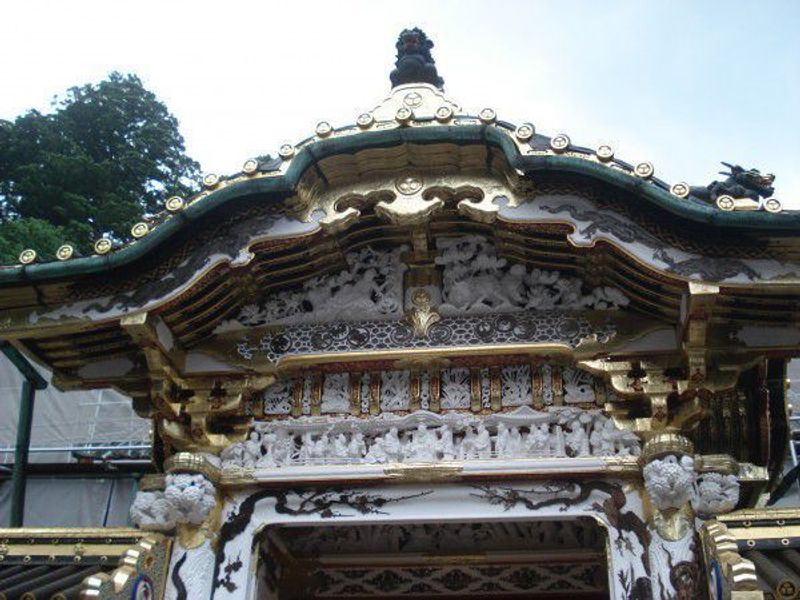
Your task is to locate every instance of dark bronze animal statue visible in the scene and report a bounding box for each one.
[390,28,445,89]
[691,162,775,202]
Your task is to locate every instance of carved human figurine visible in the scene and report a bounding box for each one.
[526,423,550,456]
[384,427,403,462]
[437,425,457,461]
[565,419,589,457]
[257,431,278,467]
[348,431,367,460]
[475,423,492,459]
[298,433,315,464]
[243,431,262,467]
[365,434,388,463]
[508,426,524,457]
[311,433,330,461]
[406,425,436,462]
[333,433,349,461]
[495,423,510,456]
[552,425,567,457]
[590,418,613,456]
[459,426,477,460]
[273,430,296,466]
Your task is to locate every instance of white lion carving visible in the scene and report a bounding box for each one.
[642,454,696,510]
[130,473,216,531]
[692,472,740,516]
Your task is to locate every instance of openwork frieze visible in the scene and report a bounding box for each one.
[237,311,616,363]
[258,364,607,417]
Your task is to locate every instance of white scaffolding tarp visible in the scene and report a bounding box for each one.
[0,352,150,464]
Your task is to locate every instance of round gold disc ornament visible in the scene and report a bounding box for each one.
[94,238,112,255]
[395,106,413,124]
[278,144,295,159]
[165,196,185,212]
[550,134,570,153]
[634,161,655,179]
[434,106,453,123]
[131,222,150,238]
[202,173,219,188]
[315,121,333,137]
[764,198,782,213]
[670,182,690,198]
[716,195,735,211]
[596,145,614,162]
[515,123,535,142]
[56,244,74,261]
[242,159,259,175]
[18,248,37,265]
[478,108,496,124]
[356,113,374,129]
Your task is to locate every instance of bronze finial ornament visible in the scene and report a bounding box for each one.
[390,28,445,90]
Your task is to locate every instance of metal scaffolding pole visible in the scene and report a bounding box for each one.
[1,342,48,526]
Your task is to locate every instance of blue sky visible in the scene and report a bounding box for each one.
[2,0,798,206]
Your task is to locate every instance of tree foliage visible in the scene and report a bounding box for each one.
[0,72,200,264]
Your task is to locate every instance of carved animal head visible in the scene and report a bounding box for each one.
[720,162,775,195]
[390,28,445,89]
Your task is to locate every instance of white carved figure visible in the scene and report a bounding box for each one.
[130,490,176,531]
[435,236,629,315]
[243,431,262,467]
[163,473,216,525]
[643,454,696,511]
[348,431,367,459]
[333,433,349,461]
[437,425,457,460]
[495,423,510,456]
[475,423,492,459]
[384,427,404,462]
[405,425,437,462]
[257,432,278,467]
[508,426,524,457]
[458,426,476,460]
[526,424,550,456]
[692,472,740,516]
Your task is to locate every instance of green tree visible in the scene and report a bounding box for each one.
[0,72,200,264]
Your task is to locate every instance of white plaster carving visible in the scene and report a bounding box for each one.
[642,455,696,511]
[321,373,351,414]
[225,246,407,329]
[130,489,176,531]
[435,235,629,315]
[359,372,371,414]
[380,370,410,411]
[562,367,596,404]
[130,473,216,531]
[692,472,740,516]
[440,368,471,409]
[501,365,532,407]
[164,473,217,525]
[262,379,293,415]
[220,407,641,470]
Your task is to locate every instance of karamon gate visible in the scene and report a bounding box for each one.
[2,28,800,600]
